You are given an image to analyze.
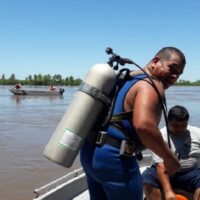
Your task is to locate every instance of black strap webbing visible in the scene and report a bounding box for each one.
[79,82,111,105]
[110,111,132,122]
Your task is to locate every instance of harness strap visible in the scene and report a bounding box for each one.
[110,111,132,122]
[79,82,111,105]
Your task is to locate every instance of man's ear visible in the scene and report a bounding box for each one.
[152,57,159,63]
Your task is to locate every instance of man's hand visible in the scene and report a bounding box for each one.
[164,154,181,175]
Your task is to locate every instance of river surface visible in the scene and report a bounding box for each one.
[0,85,200,200]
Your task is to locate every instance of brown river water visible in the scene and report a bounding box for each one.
[0,85,200,200]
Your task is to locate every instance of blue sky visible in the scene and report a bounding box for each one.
[0,0,199,81]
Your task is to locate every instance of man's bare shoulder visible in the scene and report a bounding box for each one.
[130,77,164,95]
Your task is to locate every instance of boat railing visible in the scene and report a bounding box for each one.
[32,154,152,200]
[33,167,88,200]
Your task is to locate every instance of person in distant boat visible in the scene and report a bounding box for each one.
[142,105,200,200]
[80,47,186,200]
[15,82,21,89]
[59,87,65,95]
[49,85,56,91]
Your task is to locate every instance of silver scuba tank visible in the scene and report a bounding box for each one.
[43,63,117,168]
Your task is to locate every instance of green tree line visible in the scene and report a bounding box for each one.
[0,74,82,86]
[0,73,200,86]
[175,79,200,86]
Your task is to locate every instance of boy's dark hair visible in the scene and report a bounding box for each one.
[168,105,189,121]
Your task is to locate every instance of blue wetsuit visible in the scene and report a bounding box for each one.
[80,73,147,200]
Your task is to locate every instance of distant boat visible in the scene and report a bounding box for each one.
[9,87,65,96]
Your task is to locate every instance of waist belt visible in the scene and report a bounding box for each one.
[96,131,121,148]
[96,131,135,157]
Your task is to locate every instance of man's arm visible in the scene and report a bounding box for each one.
[156,162,176,200]
[126,80,180,175]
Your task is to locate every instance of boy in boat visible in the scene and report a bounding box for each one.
[142,105,200,200]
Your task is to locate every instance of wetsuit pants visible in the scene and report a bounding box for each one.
[80,140,143,200]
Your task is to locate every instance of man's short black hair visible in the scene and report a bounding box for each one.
[155,47,186,67]
[168,105,189,121]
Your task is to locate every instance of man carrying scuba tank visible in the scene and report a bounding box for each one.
[80,47,186,200]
